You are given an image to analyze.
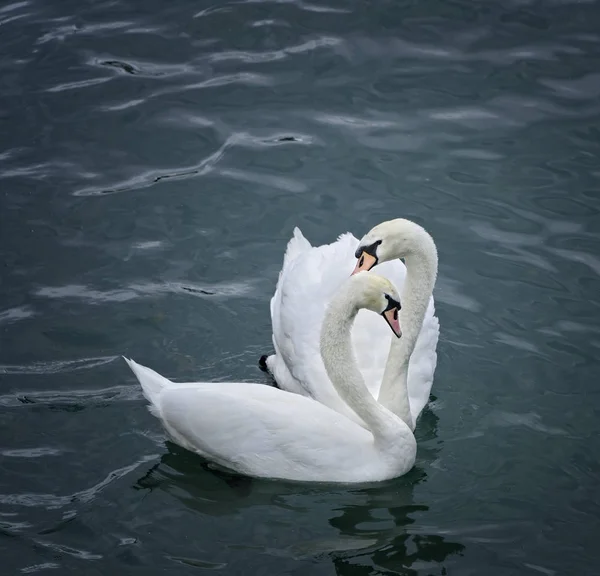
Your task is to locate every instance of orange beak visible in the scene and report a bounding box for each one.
[383,308,402,338]
[351,252,378,275]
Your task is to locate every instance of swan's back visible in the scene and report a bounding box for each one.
[125,359,415,483]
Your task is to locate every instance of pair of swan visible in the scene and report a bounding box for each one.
[261,219,439,429]
[125,218,439,483]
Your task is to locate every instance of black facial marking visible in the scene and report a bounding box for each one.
[383,293,401,313]
[381,293,402,338]
[355,239,382,260]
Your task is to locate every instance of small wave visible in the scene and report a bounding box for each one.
[1,447,63,458]
[100,98,145,111]
[0,383,142,408]
[32,542,101,561]
[0,306,34,325]
[0,2,31,16]
[495,332,540,354]
[435,277,482,312]
[154,72,272,98]
[89,56,193,78]
[0,454,157,510]
[0,356,117,376]
[547,247,600,277]
[219,168,307,193]
[0,160,94,181]
[37,20,135,44]
[21,562,61,574]
[72,136,233,196]
[240,0,350,12]
[45,76,112,93]
[0,515,32,532]
[132,240,165,250]
[207,37,341,64]
[487,411,568,436]
[33,279,258,304]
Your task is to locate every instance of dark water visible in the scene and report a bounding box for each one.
[1,0,599,573]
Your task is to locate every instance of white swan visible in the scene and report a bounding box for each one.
[125,272,416,483]
[262,218,439,429]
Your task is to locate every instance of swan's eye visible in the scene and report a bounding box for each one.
[359,255,364,267]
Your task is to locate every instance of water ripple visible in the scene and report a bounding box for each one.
[21,562,61,574]
[154,72,273,97]
[33,279,259,303]
[0,454,157,509]
[89,55,193,78]
[0,1,31,16]
[1,447,63,458]
[0,306,35,325]
[37,20,135,45]
[435,277,482,313]
[45,76,113,93]
[240,0,350,12]
[0,356,117,376]
[208,37,341,64]
[72,137,234,195]
[540,72,600,100]
[0,383,142,408]
[72,130,308,195]
[486,411,568,436]
[495,332,540,354]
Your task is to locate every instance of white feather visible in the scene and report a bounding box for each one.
[266,227,439,426]
[124,272,417,483]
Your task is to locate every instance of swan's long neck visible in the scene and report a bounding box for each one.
[320,289,407,443]
[378,228,438,430]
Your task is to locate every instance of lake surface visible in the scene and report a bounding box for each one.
[1,0,599,574]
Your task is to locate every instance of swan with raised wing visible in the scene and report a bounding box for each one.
[125,272,416,483]
[261,218,439,429]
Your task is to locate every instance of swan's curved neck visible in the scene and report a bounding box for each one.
[320,289,409,444]
[378,230,438,430]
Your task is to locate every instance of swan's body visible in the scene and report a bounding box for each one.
[125,273,416,484]
[264,219,439,428]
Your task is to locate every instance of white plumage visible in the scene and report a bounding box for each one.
[264,222,439,427]
[125,273,417,483]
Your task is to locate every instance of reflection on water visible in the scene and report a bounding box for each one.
[128,406,460,575]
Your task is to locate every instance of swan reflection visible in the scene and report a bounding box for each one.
[133,400,463,574]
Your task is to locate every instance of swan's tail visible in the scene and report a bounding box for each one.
[123,357,172,418]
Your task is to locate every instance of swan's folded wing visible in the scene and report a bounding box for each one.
[157,383,372,480]
[274,231,363,417]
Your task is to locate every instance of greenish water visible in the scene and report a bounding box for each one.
[1,0,599,574]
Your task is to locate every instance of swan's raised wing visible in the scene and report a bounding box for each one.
[271,230,366,422]
[269,227,312,321]
[266,228,313,394]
